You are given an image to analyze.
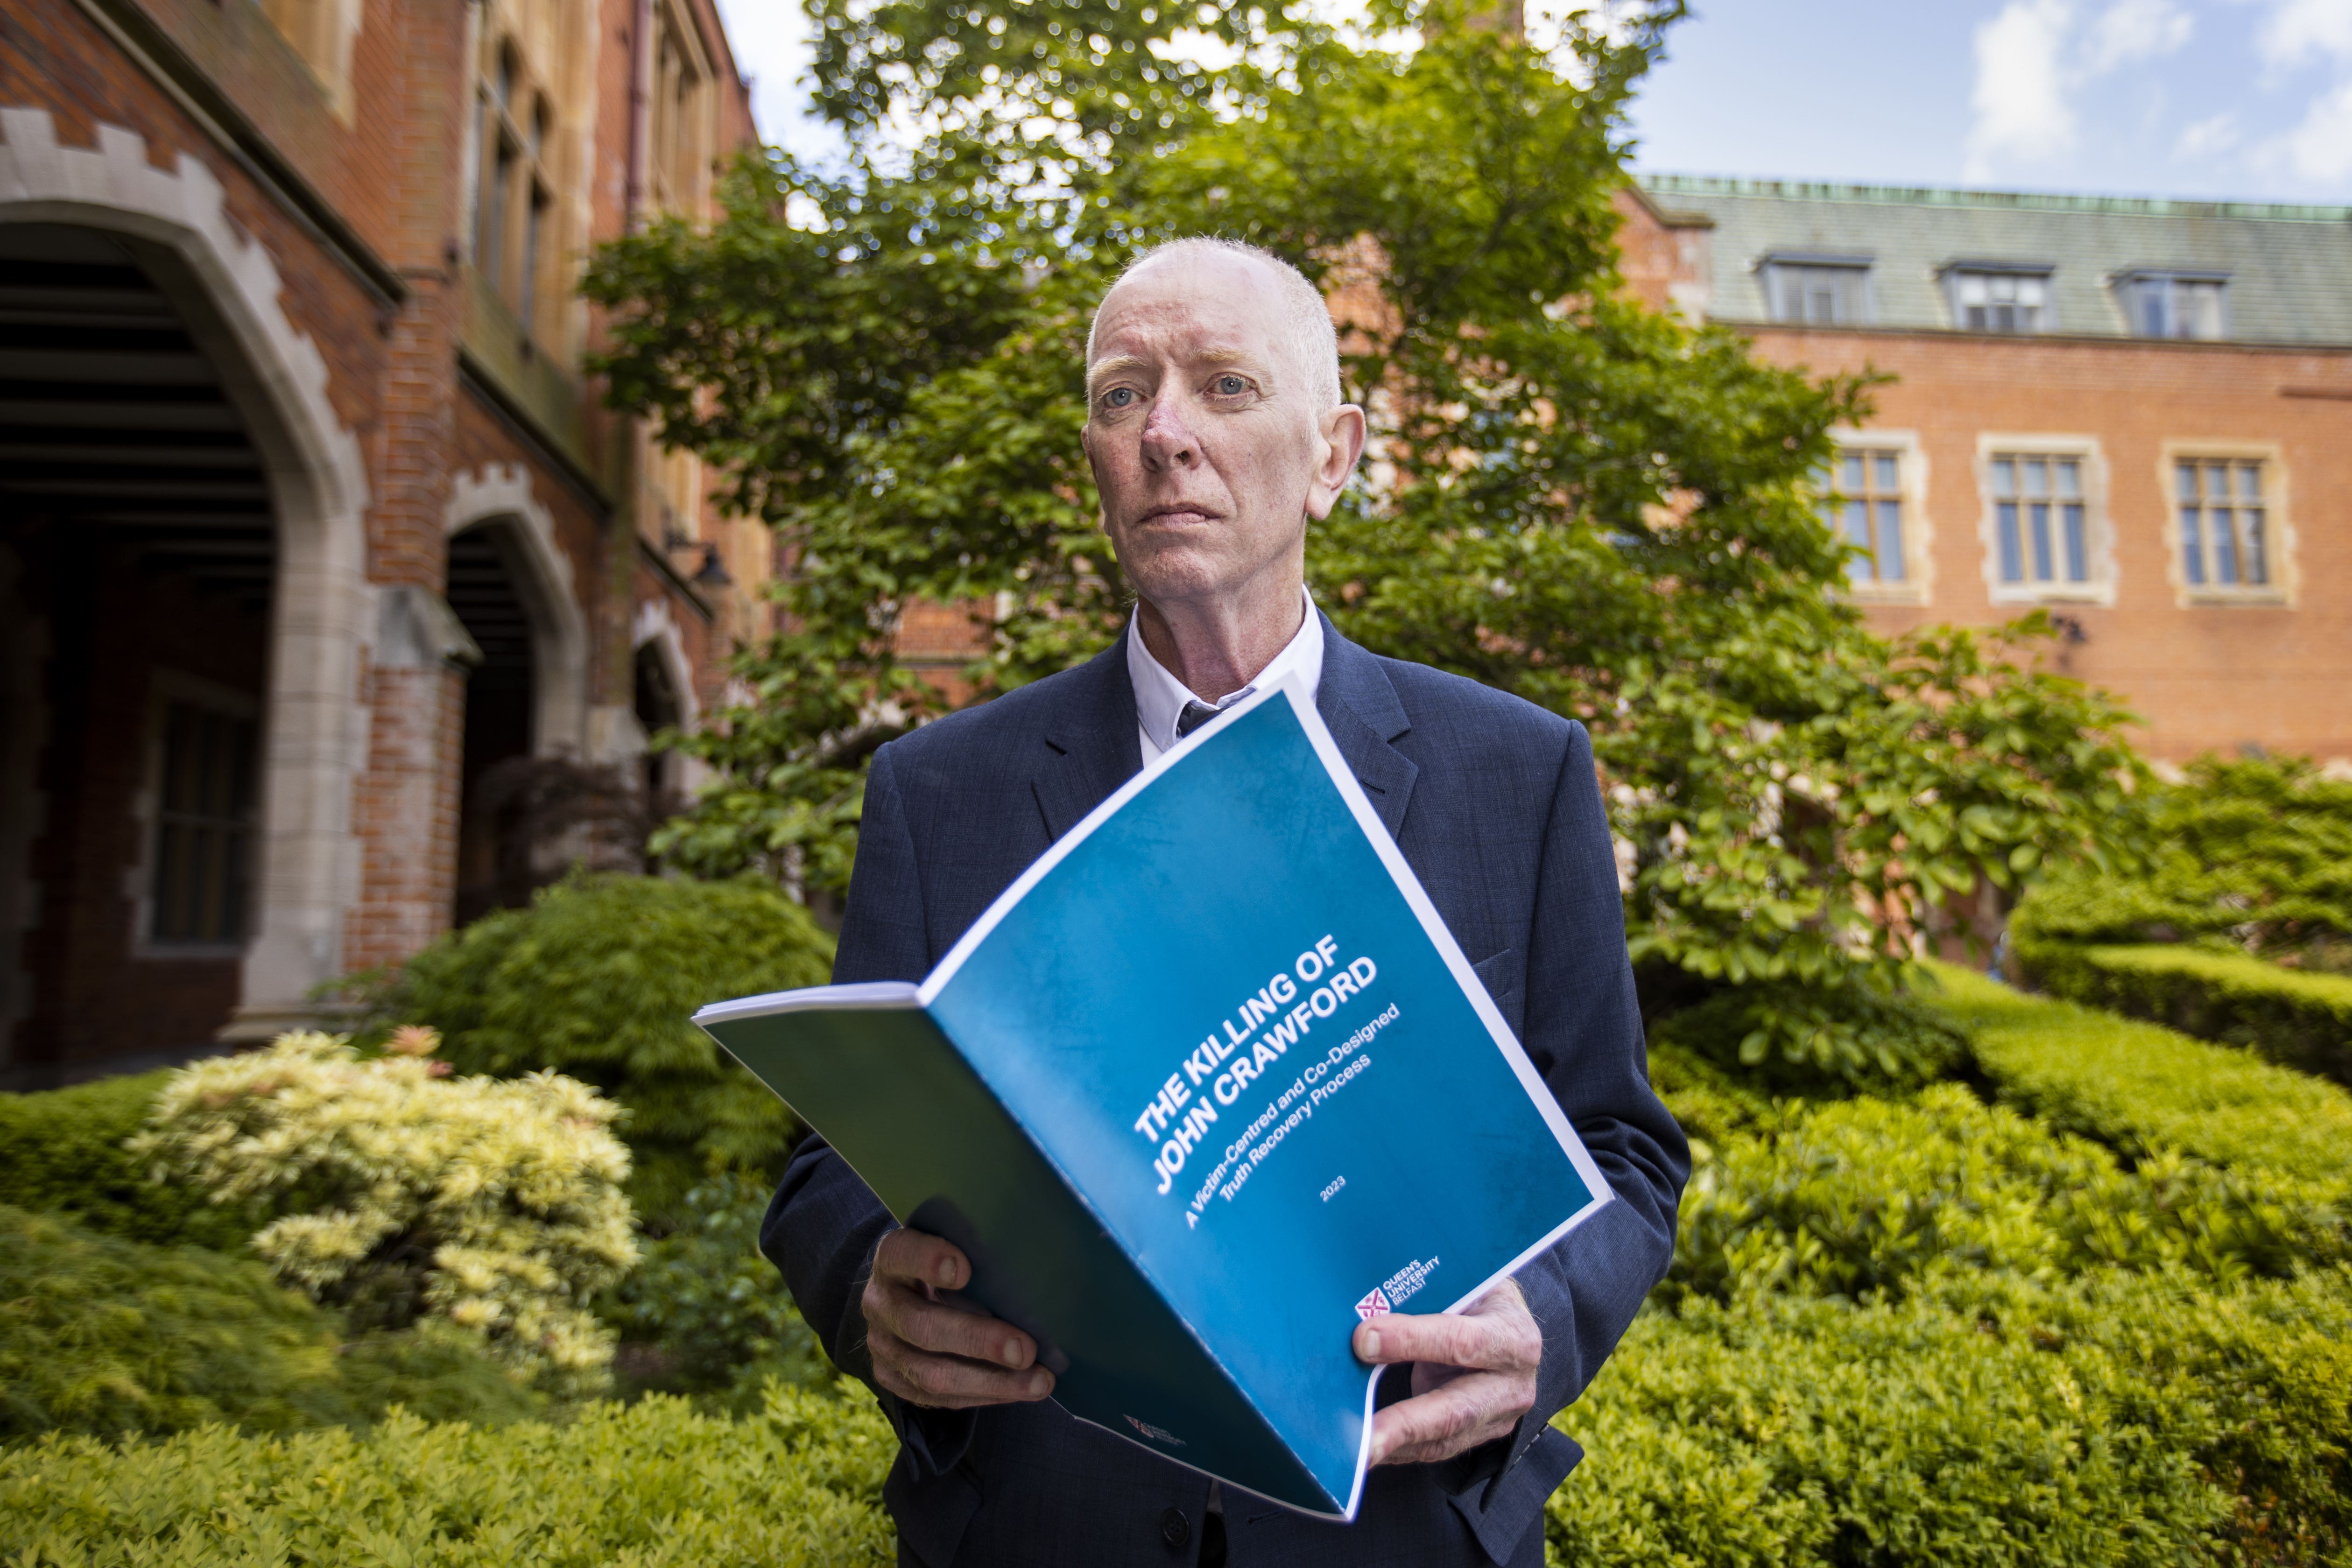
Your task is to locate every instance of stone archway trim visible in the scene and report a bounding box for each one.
[444,463,592,759]
[0,105,372,1042]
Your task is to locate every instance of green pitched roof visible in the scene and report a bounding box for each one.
[1636,174,2352,346]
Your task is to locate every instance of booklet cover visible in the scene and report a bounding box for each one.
[695,677,1612,1520]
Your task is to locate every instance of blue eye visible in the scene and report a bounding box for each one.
[1103,387,1136,408]
[1213,375,1247,395]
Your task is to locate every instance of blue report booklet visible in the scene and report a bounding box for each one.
[694,677,1611,1520]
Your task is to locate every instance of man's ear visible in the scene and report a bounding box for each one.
[1305,404,1368,522]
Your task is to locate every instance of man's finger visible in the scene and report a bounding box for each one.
[1367,1371,1513,1465]
[1352,1309,1525,1373]
[871,1327,1056,1409]
[874,1227,971,1291]
[879,1282,1038,1370]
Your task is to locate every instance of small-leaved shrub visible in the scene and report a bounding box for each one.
[2013,755,2352,954]
[0,1072,258,1250]
[382,874,834,1219]
[0,1385,895,1567]
[1669,1084,2345,1306]
[2016,940,2352,1086]
[130,1031,637,1392]
[1549,1267,2352,1568]
[601,1173,832,1409]
[1925,962,2352,1188]
[0,1204,535,1443]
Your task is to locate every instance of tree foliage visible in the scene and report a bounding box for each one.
[584,0,2140,1084]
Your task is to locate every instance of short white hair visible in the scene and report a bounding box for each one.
[1087,237,1343,412]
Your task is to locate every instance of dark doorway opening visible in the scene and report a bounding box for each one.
[446,525,537,926]
[633,640,682,804]
[0,223,274,1084]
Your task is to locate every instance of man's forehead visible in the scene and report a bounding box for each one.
[1090,254,1291,364]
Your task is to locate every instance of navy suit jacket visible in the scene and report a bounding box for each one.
[763,616,1688,1568]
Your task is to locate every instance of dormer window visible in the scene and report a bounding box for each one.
[1944,263,2053,333]
[1760,253,1874,326]
[2117,269,2227,339]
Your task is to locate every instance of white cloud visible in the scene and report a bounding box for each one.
[2173,109,2243,155]
[1965,0,2079,180]
[2085,0,2194,70]
[2257,0,2352,65]
[2277,74,2352,176]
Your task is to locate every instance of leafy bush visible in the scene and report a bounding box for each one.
[1648,977,1969,1096]
[2016,941,2352,1086]
[1669,1084,2345,1307]
[600,1173,831,1408]
[1926,963,2352,1188]
[130,1031,637,1392]
[0,1385,895,1566]
[1549,1268,2352,1568]
[384,874,834,1219]
[0,1204,535,1443]
[2014,755,2352,955]
[0,1072,258,1250]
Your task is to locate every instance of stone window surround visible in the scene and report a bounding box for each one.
[2159,440,2294,610]
[1973,434,2117,610]
[1825,426,1933,607]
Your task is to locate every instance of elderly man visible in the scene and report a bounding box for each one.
[764,238,1688,1568]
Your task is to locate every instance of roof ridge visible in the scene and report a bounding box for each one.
[1634,173,2352,224]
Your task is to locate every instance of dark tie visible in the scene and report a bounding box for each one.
[1176,699,1221,738]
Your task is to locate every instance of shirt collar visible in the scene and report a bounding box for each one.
[1127,586,1324,759]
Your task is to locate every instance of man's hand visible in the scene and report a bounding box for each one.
[862,1228,1057,1409]
[1352,1280,1542,1466]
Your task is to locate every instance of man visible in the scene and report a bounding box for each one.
[764,238,1688,1568]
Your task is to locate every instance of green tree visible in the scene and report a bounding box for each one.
[584,0,2140,1087]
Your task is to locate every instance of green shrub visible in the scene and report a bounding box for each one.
[1924,963,2352,1188]
[384,874,834,1220]
[2017,940,2352,1086]
[0,1205,535,1444]
[1648,975,1968,1096]
[1551,1288,2227,1568]
[132,1031,639,1392]
[0,1072,258,1250]
[1669,1084,2345,1307]
[1550,1269,2352,1568]
[2012,755,2352,953]
[601,1173,831,1409]
[0,1385,895,1566]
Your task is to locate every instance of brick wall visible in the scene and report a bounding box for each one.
[1612,189,2352,766]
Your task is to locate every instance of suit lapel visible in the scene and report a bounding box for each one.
[1033,617,1415,845]
[1315,615,1418,842]
[1034,639,1143,842]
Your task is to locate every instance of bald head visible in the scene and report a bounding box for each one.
[1089,239,1343,412]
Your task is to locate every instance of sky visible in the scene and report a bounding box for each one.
[713,0,2352,204]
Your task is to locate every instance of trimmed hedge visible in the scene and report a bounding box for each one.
[0,1386,895,1567]
[1669,1083,2345,1307]
[1923,962,2352,1188]
[0,1072,259,1250]
[2017,940,2352,1086]
[1549,1269,2352,1568]
[384,874,834,1221]
[0,1205,535,1443]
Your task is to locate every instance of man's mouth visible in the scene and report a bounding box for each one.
[1135,504,1219,526]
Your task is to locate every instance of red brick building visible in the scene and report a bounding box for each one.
[0,0,768,1083]
[1617,176,2352,772]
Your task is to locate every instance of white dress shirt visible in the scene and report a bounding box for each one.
[1128,587,1324,763]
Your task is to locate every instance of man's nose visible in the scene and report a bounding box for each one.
[1138,393,1198,471]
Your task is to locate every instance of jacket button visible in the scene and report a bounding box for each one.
[1159,1506,1191,1548]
